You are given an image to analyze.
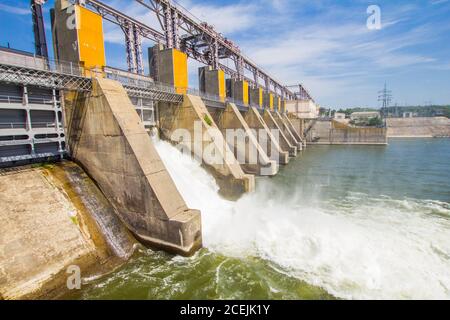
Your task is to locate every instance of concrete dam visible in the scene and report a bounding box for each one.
[0,0,387,299]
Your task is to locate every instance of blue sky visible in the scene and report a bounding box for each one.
[1,0,449,108]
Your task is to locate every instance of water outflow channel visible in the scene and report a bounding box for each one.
[69,138,450,300]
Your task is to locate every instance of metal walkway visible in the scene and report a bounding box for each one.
[0,50,183,104]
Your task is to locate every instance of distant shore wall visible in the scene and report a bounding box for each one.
[306,120,388,145]
[386,117,450,137]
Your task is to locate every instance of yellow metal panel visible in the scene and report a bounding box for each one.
[218,69,225,102]
[242,81,249,105]
[269,94,274,110]
[76,6,106,76]
[173,49,188,94]
[258,88,263,107]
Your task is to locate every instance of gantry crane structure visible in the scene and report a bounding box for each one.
[30,0,49,58]
[34,0,314,101]
[78,0,300,100]
[286,84,315,103]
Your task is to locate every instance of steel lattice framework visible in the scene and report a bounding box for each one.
[287,84,315,102]
[79,0,300,100]
[0,61,183,104]
[0,62,92,91]
[124,85,182,103]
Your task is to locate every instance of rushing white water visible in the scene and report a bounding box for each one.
[153,139,450,300]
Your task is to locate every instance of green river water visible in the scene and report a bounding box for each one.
[66,138,450,300]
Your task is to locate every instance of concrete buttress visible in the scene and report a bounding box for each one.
[283,113,306,148]
[243,107,289,165]
[65,78,202,256]
[273,111,303,150]
[263,110,297,157]
[158,95,255,198]
[215,102,278,176]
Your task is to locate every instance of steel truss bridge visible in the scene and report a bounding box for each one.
[0,60,263,114]
[0,49,269,110]
[75,0,301,100]
[0,53,183,104]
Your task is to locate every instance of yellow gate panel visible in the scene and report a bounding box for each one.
[242,81,249,105]
[218,69,226,102]
[76,6,106,76]
[173,49,188,94]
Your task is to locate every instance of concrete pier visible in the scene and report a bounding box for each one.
[214,102,278,176]
[53,0,106,77]
[228,79,249,105]
[150,45,188,94]
[159,95,255,198]
[244,107,289,165]
[199,66,226,102]
[249,87,264,108]
[273,95,280,112]
[65,78,202,255]
[287,115,306,141]
[273,111,303,151]
[263,92,274,111]
[283,113,306,148]
[263,110,297,157]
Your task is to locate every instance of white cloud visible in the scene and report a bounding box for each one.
[0,4,29,15]
[187,3,258,35]
[430,0,449,5]
[96,0,449,107]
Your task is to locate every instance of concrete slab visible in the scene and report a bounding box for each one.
[0,168,99,299]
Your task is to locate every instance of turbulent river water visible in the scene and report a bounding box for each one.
[68,138,450,300]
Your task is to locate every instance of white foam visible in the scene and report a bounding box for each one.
[154,139,450,300]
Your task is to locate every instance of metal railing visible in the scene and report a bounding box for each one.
[31,122,58,129]
[186,88,225,103]
[28,97,56,105]
[0,51,85,77]
[0,95,22,104]
[0,122,60,129]
[105,70,177,94]
[0,122,27,129]
[186,88,276,112]
[0,94,57,105]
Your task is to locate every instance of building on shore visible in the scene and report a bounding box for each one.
[350,111,381,121]
[285,99,320,119]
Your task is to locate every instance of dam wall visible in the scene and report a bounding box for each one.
[306,120,387,145]
[64,78,202,255]
[0,161,136,300]
[386,117,450,138]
